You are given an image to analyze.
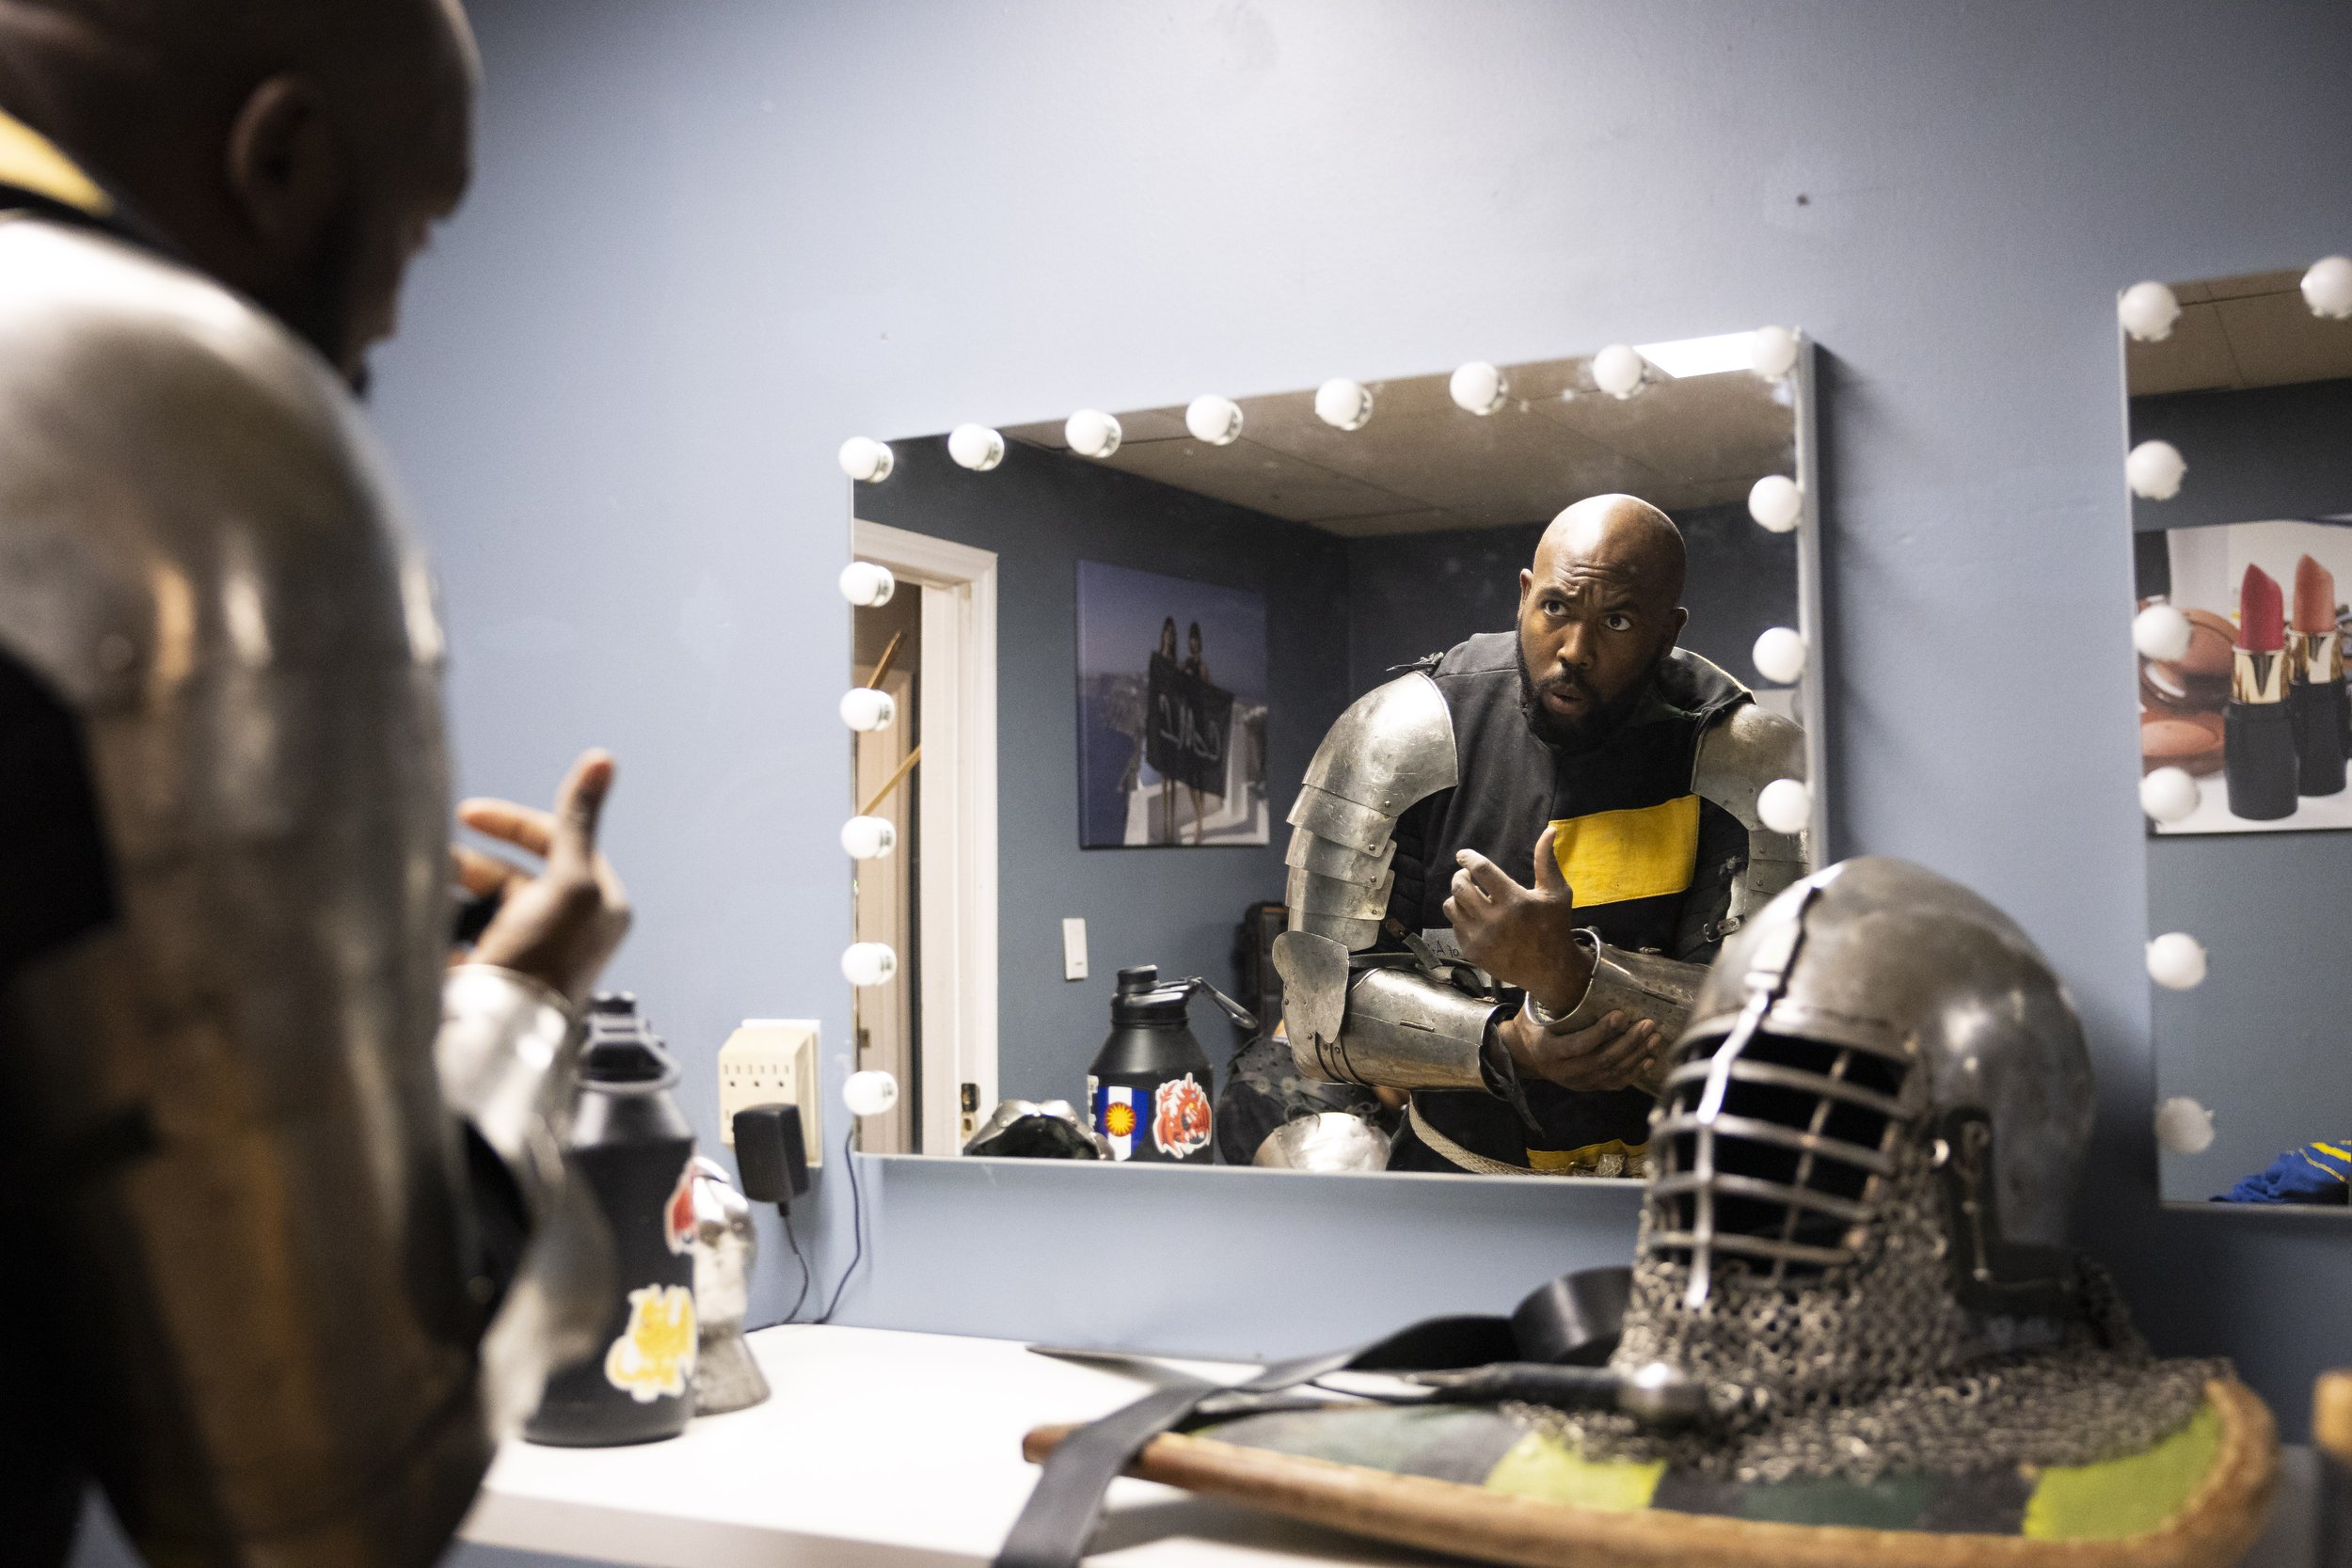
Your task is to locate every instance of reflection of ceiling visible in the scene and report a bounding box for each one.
[1001,351,1798,538]
[2127,269,2352,396]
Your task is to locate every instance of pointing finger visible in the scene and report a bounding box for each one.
[1532,823,1572,897]
[547,750,616,879]
[458,798,555,859]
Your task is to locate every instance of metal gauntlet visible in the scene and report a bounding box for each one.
[1537,931,1709,1043]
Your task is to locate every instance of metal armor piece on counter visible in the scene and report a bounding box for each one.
[0,214,598,1565]
[1526,858,2223,1485]
[1252,1110,1392,1172]
[687,1157,771,1416]
[964,1099,1112,1159]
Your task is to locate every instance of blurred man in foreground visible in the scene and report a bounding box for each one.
[0,3,630,1562]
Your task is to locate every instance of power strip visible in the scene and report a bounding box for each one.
[718,1019,822,1166]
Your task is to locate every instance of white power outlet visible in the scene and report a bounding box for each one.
[718,1019,822,1166]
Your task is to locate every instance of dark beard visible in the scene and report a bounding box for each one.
[1518,647,1654,754]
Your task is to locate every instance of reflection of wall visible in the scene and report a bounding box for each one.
[1344,502,1798,698]
[854,437,1350,1107]
[2130,378,2352,534]
[2131,380,2352,1199]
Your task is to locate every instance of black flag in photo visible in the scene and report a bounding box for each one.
[1145,653,1232,795]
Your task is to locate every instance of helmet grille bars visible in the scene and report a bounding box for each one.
[1646,1030,1912,1303]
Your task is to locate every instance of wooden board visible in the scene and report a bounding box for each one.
[1024,1379,2277,1568]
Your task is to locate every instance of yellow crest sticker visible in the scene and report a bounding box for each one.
[603,1283,697,1403]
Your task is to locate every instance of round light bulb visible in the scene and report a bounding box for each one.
[1751,325,1801,381]
[1752,626,1806,686]
[1184,394,1244,446]
[1591,343,1646,400]
[839,815,898,860]
[1314,377,1374,431]
[947,423,1006,471]
[2131,602,2193,662]
[2154,1097,2216,1157]
[838,561,896,608]
[2126,439,2186,500]
[2138,766,2200,826]
[1756,777,1811,835]
[844,1069,901,1117]
[838,687,897,733]
[1065,409,1122,459]
[1748,474,1803,533]
[1449,361,1508,416]
[2302,255,2352,320]
[837,436,894,483]
[2146,931,2207,990]
[2118,280,2181,342]
[841,942,898,989]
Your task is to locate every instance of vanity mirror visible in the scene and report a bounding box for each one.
[839,332,1824,1171]
[2123,258,2352,1205]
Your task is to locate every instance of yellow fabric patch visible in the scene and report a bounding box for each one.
[2022,1402,2220,1541]
[1549,795,1701,907]
[0,110,110,216]
[1486,1433,1663,1511]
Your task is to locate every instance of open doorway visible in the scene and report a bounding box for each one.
[850,520,998,1154]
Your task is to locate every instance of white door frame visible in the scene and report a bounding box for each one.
[851,519,997,1155]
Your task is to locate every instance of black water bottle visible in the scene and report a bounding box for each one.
[1087,966,1217,1164]
[525,994,699,1447]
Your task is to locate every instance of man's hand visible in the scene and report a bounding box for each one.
[1500,1006,1663,1093]
[452,750,632,1008]
[1443,825,1593,1014]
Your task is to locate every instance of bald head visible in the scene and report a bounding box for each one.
[1516,494,1689,751]
[0,0,479,385]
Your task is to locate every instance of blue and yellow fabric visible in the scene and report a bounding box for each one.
[2218,1139,2352,1205]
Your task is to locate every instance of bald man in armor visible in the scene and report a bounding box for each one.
[1276,495,1807,1177]
[0,4,632,1562]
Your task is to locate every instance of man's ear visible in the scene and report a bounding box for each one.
[224,75,342,251]
[1672,606,1690,643]
[1518,568,1534,616]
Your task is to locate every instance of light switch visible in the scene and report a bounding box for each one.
[1062,917,1089,981]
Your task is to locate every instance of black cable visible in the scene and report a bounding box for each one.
[780,1201,813,1323]
[815,1124,866,1324]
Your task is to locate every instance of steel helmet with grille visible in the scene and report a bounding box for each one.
[1542,857,2216,1484]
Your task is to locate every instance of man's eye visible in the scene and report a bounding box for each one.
[1604,612,1633,632]
[1544,599,1569,617]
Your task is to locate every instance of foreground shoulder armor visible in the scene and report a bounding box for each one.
[1692,701,1809,927]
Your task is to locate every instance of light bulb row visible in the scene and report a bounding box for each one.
[837,327,1806,483]
[2119,257,2352,343]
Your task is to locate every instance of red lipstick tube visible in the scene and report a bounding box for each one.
[2225,564,2297,820]
[2290,555,2346,797]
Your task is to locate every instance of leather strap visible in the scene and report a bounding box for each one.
[993,1270,1625,1568]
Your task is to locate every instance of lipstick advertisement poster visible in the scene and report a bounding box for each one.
[2137,517,2352,833]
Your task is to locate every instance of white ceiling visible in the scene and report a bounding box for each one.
[1002,349,1799,538]
[2127,268,2352,396]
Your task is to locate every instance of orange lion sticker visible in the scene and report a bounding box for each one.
[604,1283,697,1403]
[1152,1072,1212,1159]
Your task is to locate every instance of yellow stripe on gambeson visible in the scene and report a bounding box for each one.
[1549,794,1701,907]
[0,110,110,215]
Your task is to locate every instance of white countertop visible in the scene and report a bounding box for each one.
[459,1323,1446,1567]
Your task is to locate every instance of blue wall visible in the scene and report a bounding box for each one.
[56,8,2322,1561]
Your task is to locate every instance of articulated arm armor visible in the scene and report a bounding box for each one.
[0,216,602,1567]
[1275,672,1809,1093]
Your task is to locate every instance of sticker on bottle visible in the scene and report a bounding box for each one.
[1095,1083,1138,1161]
[664,1156,696,1255]
[604,1283,697,1403]
[1152,1073,1212,1159]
